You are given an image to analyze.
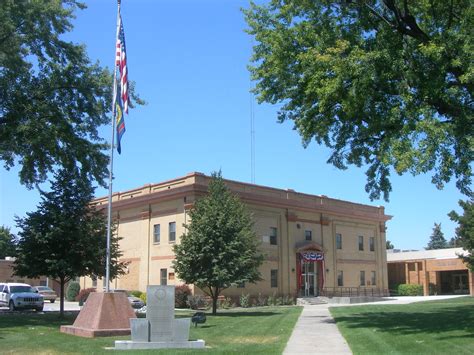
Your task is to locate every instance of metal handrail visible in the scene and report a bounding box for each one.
[320,287,389,297]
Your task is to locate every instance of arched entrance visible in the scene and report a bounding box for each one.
[296,243,325,297]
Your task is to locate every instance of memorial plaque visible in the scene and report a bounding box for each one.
[130,319,149,342]
[172,318,191,342]
[147,286,174,342]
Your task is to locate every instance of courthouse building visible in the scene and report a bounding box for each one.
[82,172,391,298]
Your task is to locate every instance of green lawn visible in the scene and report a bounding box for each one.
[330,297,474,355]
[0,306,302,354]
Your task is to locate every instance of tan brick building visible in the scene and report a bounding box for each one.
[387,248,474,296]
[82,172,391,298]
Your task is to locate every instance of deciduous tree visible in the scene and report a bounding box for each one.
[173,172,264,315]
[244,1,473,201]
[0,226,17,259]
[0,0,142,188]
[14,166,126,316]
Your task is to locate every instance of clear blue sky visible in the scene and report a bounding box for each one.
[0,0,466,250]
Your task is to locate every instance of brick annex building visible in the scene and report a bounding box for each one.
[81,173,392,298]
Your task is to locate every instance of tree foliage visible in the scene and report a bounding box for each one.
[449,199,474,270]
[173,172,264,315]
[0,225,17,259]
[14,166,126,316]
[0,0,142,188]
[244,0,473,201]
[426,223,448,250]
[385,240,394,250]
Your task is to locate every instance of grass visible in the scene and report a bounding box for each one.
[330,296,474,355]
[0,306,302,354]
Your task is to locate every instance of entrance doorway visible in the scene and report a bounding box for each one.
[300,262,317,297]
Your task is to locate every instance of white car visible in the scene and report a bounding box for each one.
[0,283,44,311]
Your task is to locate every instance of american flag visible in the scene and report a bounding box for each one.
[116,14,129,113]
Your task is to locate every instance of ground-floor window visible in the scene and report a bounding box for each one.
[271,269,278,288]
[160,268,167,285]
[337,270,344,286]
[360,271,366,286]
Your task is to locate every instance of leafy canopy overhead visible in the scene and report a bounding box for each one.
[14,166,126,315]
[0,0,142,188]
[173,171,264,314]
[244,0,473,201]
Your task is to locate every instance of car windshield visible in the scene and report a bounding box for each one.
[10,286,35,293]
[37,287,53,291]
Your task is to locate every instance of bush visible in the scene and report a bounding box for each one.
[76,288,96,304]
[129,290,143,298]
[219,296,235,309]
[239,293,251,308]
[397,284,423,296]
[281,294,295,305]
[140,292,147,304]
[255,293,267,307]
[186,295,208,310]
[267,293,278,306]
[66,281,80,301]
[175,284,192,308]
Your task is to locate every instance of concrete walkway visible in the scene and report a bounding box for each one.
[283,304,351,355]
[283,295,466,355]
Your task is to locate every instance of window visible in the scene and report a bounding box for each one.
[360,271,366,286]
[39,280,47,286]
[270,227,277,245]
[271,269,278,288]
[369,237,375,251]
[337,271,344,287]
[153,224,161,244]
[160,268,167,285]
[371,271,376,286]
[92,275,97,287]
[169,222,176,243]
[336,233,342,249]
[305,230,312,241]
[358,236,364,251]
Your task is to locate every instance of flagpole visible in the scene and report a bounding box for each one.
[105,0,121,293]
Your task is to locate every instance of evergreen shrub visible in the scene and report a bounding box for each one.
[66,281,80,301]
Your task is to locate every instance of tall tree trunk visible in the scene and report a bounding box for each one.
[212,293,218,315]
[59,276,65,318]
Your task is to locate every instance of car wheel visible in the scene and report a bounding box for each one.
[9,301,16,311]
[36,306,44,312]
[50,300,55,303]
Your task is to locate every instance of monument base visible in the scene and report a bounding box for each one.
[114,340,206,350]
[60,292,136,338]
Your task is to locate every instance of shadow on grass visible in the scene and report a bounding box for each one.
[0,312,77,329]
[206,311,280,317]
[332,305,474,336]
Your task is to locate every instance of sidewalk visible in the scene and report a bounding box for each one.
[283,304,351,355]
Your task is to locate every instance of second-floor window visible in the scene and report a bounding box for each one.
[305,230,312,241]
[358,236,364,251]
[369,237,375,251]
[153,224,160,244]
[169,222,176,243]
[270,227,277,245]
[336,233,342,249]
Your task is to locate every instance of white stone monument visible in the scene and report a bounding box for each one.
[115,286,205,350]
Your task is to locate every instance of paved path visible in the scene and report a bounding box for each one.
[283,295,466,355]
[283,304,351,355]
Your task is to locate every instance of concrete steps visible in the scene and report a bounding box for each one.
[296,297,328,306]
